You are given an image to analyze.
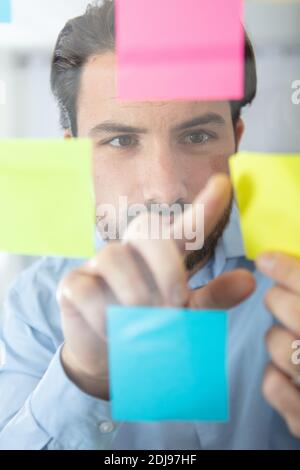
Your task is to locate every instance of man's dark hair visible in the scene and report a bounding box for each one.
[51,0,257,136]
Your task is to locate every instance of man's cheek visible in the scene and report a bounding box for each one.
[188,154,230,191]
[210,154,231,173]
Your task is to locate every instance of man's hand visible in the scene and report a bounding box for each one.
[57,174,255,400]
[256,253,300,438]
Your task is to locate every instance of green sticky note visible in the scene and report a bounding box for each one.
[230,151,300,259]
[0,139,95,258]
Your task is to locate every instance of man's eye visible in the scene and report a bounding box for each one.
[183,132,211,145]
[107,135,137,148]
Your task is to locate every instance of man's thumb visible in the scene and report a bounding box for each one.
[188,269,256,310]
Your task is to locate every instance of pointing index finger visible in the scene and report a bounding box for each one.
[172,174,232,256]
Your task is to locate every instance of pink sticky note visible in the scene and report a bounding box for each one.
[116,0,244,101]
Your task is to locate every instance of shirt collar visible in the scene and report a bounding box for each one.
[221,201,245,260]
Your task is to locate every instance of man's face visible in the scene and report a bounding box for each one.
[75,53,244,266]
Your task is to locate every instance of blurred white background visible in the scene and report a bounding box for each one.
[0,0,300,309]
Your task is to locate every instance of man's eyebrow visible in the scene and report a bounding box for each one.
[88,112,225,137]
[88,121,148,137]
[173,112,226,131]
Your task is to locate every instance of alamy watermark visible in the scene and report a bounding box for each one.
[291,340,300,366]
[96,197,205,251]
[291,80,300,105]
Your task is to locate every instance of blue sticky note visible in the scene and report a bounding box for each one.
[0,0,11,23]
[107,306,228,421]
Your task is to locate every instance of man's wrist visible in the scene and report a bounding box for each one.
[61,345,110,400]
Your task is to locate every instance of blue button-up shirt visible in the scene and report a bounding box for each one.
[0,205,299,450]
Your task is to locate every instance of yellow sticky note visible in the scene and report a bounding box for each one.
[229,151,300,260]
[0,139,96,258]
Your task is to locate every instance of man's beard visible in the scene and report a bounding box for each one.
[184,197,233,273]
[96,196,233,274]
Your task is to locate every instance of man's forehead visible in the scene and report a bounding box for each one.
[78,52,231,126]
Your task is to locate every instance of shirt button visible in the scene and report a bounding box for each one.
[99,421,114,434]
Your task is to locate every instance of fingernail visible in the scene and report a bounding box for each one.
[87,258,98,269]
[257,254,276,272]
[201,175,231,204]
[61,286,72,300]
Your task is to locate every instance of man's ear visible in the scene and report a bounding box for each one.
[234,118,245,150]
[64,130,72,140]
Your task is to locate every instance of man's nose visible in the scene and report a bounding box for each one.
[141,148,187,205]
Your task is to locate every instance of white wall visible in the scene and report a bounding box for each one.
[0,0,93,52]
[242,0,300,152]
[0,0,94,139]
